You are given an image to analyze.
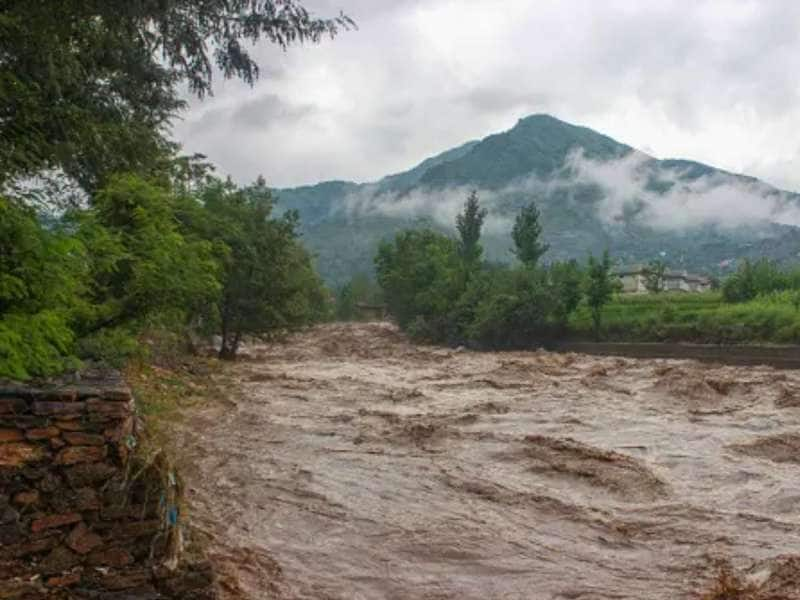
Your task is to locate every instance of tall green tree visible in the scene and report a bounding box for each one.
[550,260,584,326]
[75,174,221,341]
[375,229,462,335]
[0,1,353,193]
[0,198,87,378]
[198,178,326,359]
[585,250,616,339]
[455,190,487,271]
[466,267,559,348]
[512,201,549,267]
[645,260,666,294]
[335,273,382,321]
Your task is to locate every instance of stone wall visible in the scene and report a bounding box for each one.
[0,370,215,599]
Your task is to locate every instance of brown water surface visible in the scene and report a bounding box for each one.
[174,323,800,599]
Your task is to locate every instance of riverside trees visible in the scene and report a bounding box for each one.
[375,191,614,348]
[0,173,330,378]
[0,2,349,376]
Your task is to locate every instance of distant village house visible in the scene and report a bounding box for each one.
[616,264,712,294]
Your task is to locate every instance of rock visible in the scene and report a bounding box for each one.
[46,572,81,587]
[0,429,23,443]
[0,580,46,599]
[74,487,101,511]
[12,490,39,506]
[159,568,215,596]
[40,545,81,574]
[20,466,45,480]
[86,398,131,420]
[0,523,22,545]
[32,401,85,417]
[0,374,216,599]
[0,535,59,559]
[87,545,133,567]
[25,426,61,440]
[12,415,50,429]
[112,519,161,539]
[63,463,118,487]
[37,388,79,402]
[0,443,45,468]
[55,445,107,465]
[54,419,85,431]
[30,513,82,533]
[105,416,134,443]
[0,505,18,524]
[38,472,62,493]
[66,522,103,555]
[99,569,152,590]
[63,431,105,446]
[0,398,27,415]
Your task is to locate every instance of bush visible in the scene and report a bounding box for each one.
[0,198,88,378]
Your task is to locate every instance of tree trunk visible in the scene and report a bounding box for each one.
[219,344,237,360]
[219,319,241,361]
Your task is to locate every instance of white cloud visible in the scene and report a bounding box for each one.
[564,149,800,230]
[172,0,800,192]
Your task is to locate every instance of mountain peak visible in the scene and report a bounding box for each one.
[416,114,632,189]
[515,113,565,126]
[274,115,800,285]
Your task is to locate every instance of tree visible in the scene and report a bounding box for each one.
[456,190,487,270]
[0,1,354,193]
[0,198,87,378]
[74,175,221,345]
[585,251,616,339]
[512,201,549,266]
[645,260,666,294]
[721,258,790,303]
[550,260,584,326]
[466,267,559,348]
[335,273,382,321]
[198,178,326,359]
[375,229,462,337]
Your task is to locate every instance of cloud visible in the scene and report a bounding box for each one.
[230,94,315,129]
[337,147,800,236]
[172,0,800,192]
[564,149,800,230]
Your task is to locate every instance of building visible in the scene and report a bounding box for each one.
[616,264,712,294]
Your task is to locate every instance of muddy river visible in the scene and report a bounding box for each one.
[174,323,800,599]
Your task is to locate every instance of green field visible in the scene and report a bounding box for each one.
[569,291,800,344]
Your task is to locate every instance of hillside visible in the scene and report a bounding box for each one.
[274,114,800,285]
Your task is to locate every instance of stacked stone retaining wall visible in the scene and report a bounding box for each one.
[0,370,215,599]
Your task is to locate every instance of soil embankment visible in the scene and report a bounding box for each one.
[174,323,800,599]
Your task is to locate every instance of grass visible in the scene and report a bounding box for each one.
[126,358,225,433]
[123,345,231,569]
[569,291,800,345]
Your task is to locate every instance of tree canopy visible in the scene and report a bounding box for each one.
[456,190,487,269]
[511,201,549,267]
[0,1,353,192]
[0,1,347,377]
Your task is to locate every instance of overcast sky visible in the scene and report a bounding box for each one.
[172,0,800,192]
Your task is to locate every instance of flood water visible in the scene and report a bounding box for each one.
[174,323,800,599]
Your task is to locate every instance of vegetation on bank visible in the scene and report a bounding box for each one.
[0,1,352,380]
[569,291,800,344]
[372,193,615,347]
[371,193,800,348]
[1,172,332,380]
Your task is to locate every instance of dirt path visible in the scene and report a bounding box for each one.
[173,323,800,599]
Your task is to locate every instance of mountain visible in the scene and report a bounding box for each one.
[274,114,800,285]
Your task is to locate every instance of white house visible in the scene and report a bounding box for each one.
[616,264,711,294]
